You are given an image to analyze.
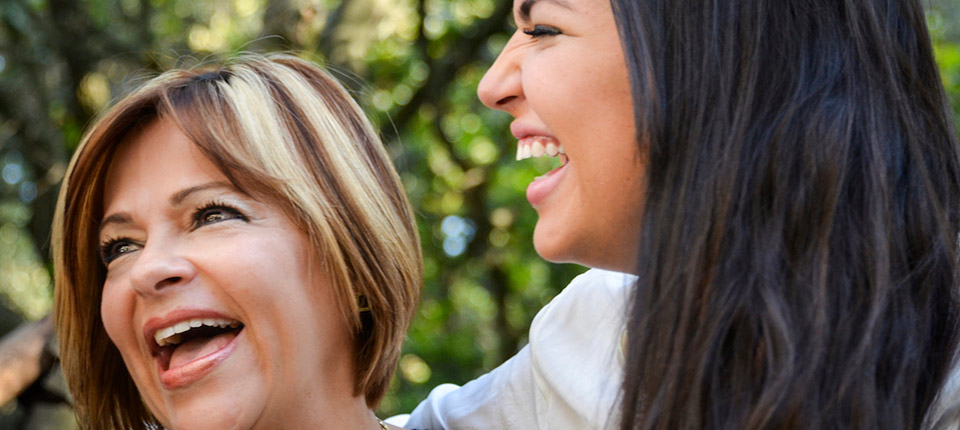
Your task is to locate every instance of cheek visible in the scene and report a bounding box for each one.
[100,282,134,349]
[525,51,633,133]
[218,239,306,300]
[524,56,576,115]
[212,234,322,331]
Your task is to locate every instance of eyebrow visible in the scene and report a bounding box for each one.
[518,0,575,23]
[99,181,234,233]
[170,181,234,205]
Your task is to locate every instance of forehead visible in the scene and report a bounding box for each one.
[102,119,226,210]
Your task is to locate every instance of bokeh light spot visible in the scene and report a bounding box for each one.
[460,113,482,134]
[79,72,111,111]
[469,136,498,165]
[441,215,476,256]
[443,236,466,257]
[393,84,413,105]
[399,354,432,384]
[439,191,464,214]
[373,89,393,111]
[410,60,430,83]
[2,163,23,185]
[235,0,259,17]
[19,181,37,203]
[489,228,509,247]
[424,15,445,39]
[490,207,514,227]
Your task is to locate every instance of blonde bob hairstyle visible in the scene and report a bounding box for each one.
[52,54,421,429]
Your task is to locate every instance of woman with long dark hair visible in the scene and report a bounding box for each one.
[615,0,960,428]
[405,0,960,429]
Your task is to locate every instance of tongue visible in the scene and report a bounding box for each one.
[168,331,237,370]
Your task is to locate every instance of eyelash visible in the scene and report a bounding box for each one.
[191,201,248,228]
[523,25,562,39]
[98,201,248,266]
[98,236,136,266]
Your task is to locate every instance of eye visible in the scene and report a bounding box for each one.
[99,238,140,266]
[523,25,562,39]
[192,202,248,228]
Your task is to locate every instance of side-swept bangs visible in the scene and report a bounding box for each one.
[53,54,421,429]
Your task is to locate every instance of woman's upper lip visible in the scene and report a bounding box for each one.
[142,308,239,355]
[510,122,555,140]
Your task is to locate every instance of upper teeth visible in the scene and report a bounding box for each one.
[154,318,241,347]
[517,136,565,161]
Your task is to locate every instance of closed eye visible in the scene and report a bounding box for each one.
[523,25,562,38]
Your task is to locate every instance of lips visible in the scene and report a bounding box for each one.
[143,310,245,389]
[526,157,569,207]
[509,122,571,208]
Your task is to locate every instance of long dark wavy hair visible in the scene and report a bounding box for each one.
[612,0,960,428]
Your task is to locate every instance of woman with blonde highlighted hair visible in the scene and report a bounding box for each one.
[52,54,420,429]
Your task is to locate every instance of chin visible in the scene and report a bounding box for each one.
[532,221,635,272]
[148,384,264,430]
[532,222,578,265]
[160,404,249,430]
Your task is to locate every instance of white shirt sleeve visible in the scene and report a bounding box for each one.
[925,362,960,429]
[403,269,635,430]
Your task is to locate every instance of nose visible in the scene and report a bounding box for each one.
[478,30,526,113]
[127,239,197,296]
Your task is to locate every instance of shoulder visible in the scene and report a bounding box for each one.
[531,268,635,335]
[526,268,636,427]
[403,269,636,430]
[926,361,960,429]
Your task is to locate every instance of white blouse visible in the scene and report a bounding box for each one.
[398,267,960,430]
[402,269,636,430]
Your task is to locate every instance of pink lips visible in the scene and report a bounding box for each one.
[510,122,555,141]
[526,160,568,207]
[142,309,242,389]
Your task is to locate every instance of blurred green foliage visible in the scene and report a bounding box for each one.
[931,2,960,126]
[0,0,958,427]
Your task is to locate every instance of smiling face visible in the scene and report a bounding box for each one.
[478,0,645,272]
[98,118,366,429]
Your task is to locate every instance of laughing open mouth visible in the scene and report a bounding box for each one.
[517,136,566,161]
[152,318,244,371]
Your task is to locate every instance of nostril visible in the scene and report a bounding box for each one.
[496,95,518,106]
[156,276,182,289]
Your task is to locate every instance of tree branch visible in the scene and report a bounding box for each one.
[316,0,352,58]
[383,0,513,142]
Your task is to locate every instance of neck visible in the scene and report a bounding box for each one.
[250,390,381,429]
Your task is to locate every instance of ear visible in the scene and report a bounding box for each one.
[356,294,371,312]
